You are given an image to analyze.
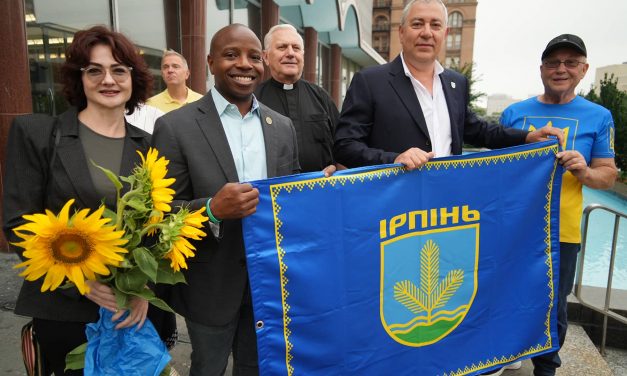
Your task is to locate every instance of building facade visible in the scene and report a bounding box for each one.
[595,63,627,94]
[486,93,519,116]
[0,0,385,251]
[372,0,477,67]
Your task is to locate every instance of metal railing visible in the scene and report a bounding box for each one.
[574,203,627,355]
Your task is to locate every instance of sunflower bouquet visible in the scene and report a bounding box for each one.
[12,148,207,373]
[13,147,207,305]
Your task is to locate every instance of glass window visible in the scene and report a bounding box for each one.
[118,1,166,50]
[318,43,331,92]
[31,0,110,30]
[448,12,463,28]
[446,33,461,50]
[26,0,111,115]
[118,0,170,95]
[340,57,361,107]
[233,2,261,39]
[445,56,460,68]
[206,1,232,90]
[374,15,389,31]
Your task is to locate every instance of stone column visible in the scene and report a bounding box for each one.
[330,44,342,107]
[303,27,318,83]
[164,0,181,51]
[0,0,32,252]
[261,0,279,80]
[181,0,207,94]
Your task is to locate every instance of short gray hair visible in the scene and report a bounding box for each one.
[161,49,188,69]
[264,24,304,50]
[400,0,448,27]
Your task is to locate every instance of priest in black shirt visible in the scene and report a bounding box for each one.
[256,24,339,173]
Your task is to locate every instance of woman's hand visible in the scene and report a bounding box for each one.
[85,280,149,330]
[112,295,149,330]
[85,280,119,313]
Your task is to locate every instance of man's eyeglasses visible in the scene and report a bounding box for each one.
[80,65,133,82]
[542,59,585,69]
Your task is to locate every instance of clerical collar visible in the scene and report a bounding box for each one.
[270,77,298,91]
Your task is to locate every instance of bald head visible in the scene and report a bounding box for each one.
[210,24,261,56]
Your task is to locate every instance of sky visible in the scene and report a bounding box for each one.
[472,0,627,103]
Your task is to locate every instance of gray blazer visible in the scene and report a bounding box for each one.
[2,108,151,322]
[151,92,300,326]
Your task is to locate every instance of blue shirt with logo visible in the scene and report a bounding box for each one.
[500,95,615,243]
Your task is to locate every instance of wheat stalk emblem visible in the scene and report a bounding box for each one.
[393,240,464,323]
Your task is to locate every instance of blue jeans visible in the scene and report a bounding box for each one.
[186,294,258,376]
[532,242,580,376]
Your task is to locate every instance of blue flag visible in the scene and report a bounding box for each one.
[243,141,562,376]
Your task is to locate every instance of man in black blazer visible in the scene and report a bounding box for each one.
[334,0,562,169]
[152,24,299,375]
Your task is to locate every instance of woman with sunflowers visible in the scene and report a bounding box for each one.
[2,26,174,375]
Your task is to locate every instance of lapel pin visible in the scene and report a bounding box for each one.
[266,116,273,125]
[451,82,456,89]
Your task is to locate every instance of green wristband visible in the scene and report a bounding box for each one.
[206,198,222,224]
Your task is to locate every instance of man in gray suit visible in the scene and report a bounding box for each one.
[152,24,300,375]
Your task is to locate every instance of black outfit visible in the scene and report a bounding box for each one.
[3,108,175,375]
[333,56,528,168]
[256,78,339,172]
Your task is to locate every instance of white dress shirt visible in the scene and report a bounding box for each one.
[400,53,452,157]
[125,104,164,134]
[211,89,267,182]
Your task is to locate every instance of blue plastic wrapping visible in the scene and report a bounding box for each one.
[85,307,171,375]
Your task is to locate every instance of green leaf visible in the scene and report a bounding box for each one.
[156,262,187,285]
[133,247,158,282]
[113,286,129,308]
[127,232,142,249]
[115,267,149,294]
[65,342,87,370]
[123,215,137,233]
[102,207,117,222]
[160,364,173,376]
[90,161,123,191]
[120,175,134,184]
[124,287,175,313]
[126,197,149,212]
[147,295,175,313]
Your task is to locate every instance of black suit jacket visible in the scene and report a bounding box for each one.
[333,56,528,167]
[2,108,151,322]
[151,92,300,326]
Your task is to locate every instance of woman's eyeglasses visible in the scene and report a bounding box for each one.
[80,65,133,82]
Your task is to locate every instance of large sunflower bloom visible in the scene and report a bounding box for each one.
[164,208,208,271]
[12,199,128,295]
[139,148,175,213]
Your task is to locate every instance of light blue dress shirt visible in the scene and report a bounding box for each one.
[211,89,267,182]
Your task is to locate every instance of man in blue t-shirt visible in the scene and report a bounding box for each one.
[500,34,617,376]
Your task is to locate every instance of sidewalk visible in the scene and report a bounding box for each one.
[0,251,621,375]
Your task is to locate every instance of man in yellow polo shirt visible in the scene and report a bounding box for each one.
[147,50,204,113]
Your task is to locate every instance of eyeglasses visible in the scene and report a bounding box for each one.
[80,64,133,82]
[542,59,585,69]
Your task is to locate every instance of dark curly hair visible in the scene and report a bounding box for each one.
[61,25,152,115]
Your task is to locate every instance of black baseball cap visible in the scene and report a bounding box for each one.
[541,34,587,60]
